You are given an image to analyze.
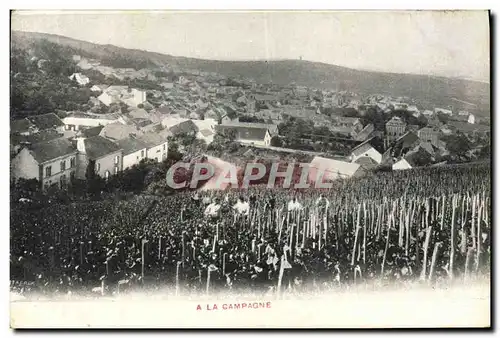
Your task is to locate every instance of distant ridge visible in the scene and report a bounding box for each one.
[11,30,490,117]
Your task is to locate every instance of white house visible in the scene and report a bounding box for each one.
[392,158,412,170]
[137,132,169,162]
[215,123,272,147]
[308,156,365,183]
[468,114,476,124]
[63,112,119,131]
[434,107,453,116]
[90,84,109,93]
[69,73,90,86]
[116,136,148,170]
[98,86,147,107]
[192,118,218,145]
[350,139,383,164]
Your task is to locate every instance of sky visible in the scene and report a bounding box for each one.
[11,10,490,82]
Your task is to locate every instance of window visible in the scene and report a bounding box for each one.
[96,162,100,172]
[105,170,110,179]
[114,155,119,164]
[163,144,166,151]
[114,167,118,175]
[45,166,52,178]
[70,157,76,168]
[141,150,145,157]
[60,160,66,172]
[155,157,159,162]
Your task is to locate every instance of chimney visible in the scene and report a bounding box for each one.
[76,137,86,153]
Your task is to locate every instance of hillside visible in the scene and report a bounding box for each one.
[11,30,490,118]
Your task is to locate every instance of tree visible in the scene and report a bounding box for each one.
[270,136,283,147]
[442,134,472,160]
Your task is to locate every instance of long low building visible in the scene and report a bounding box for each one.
[216,123,272,147]
[308,156,365,184]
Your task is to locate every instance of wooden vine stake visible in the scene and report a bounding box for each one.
[449,194,457,280]
[420,226,432,280]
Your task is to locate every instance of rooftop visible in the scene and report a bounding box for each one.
[84,136,122,159]
[29,138,76,164]
[27,113,64,130]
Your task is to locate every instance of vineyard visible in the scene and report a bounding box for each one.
[10,162,491,297]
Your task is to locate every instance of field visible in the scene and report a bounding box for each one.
[10,162,491,298]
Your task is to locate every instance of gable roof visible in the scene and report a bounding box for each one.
[99,122,140,141]
[386,116,406,126]
[11,129,64,147]
[395,131,419,148]
[128,108,149,119]
[216,124,270,141]
[200,129,215,137]
[81,125,104,138]
[137,132,167,148]
[220,121,278,136]
[84,136,122,159]
[353,123,374,141]
[11,119,35,134]
[116,136,149,155]
[29,138,76,164]
[309,156,362,180]
[27,113,64,130]
[355,156,378,170]
[169,119,198,136]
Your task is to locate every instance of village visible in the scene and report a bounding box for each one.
[10,53,491,191]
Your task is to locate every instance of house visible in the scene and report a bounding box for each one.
[128,108,150,120]
[440,125,453,135]
[160,82,174,90]
[332,116,363,133]
[468,114,476,124]
[68,73,90,86]
[392,131,420,157]
[116,135,149,170]
[99,122,141,141]
[353,124,375,142]
[392,158,412,170]
[308,156,365,183]
[447,121,490,137]
[216,124,272,147]
[137,132,169,162]
[407,105,420,114]
[11,119,36,136]
[90,84,109,93]
[417,127,440,146]
[393,147,433,170]
[63,111,121,131]
[11,138,78,189]
[385,116,407,141]
[434,107,453,116]
[354,156,378,170]
[161,117,198,136]
[11,129,64,155]
[192,118,218,145]
[27,113,65,133]
[221,121,279,137]
[76,135,123,180]
[350,137,384,164]
[390,102,408,110]
[452,113,477,124]
[98,86,147,107]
